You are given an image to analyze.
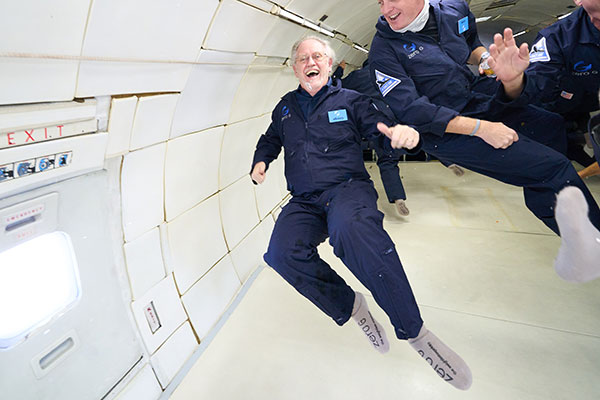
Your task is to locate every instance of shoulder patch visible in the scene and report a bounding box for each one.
[375,69,401,97]
[529,37,551,63]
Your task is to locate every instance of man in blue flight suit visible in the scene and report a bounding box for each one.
[332,59,412,216]
[369,0,600,245]
[527,0,600,168]
[332,59,466,216]
[251,36,472,390]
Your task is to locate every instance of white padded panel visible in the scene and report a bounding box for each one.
[334,43,354,65]
[165,126,224,221]
[76,61,191,98]
[254,155,288,220]
[344,49,367,66]
[286,0,332,22]
[151,322,197,389]
[0,59,78,105]
[320,2,377,31]
[265,68,298,111]
[220,177,261,250]
[167,195,228,294]
[159,223,174,275]
[220,116,269,190]
[82,0,217,61]
[229,65,283,123]
[114,364,161,400]
[124,228,166,300]
[203,0,277,53]
[106,96,137,158]
[130,94,179,151]
[121,143,166,242]
[337,9,381,45]
[170,50,253,139]
[0,0,89,54]
[0,0,89,105]
[258,20,308,58]
[182,255,241,339]
[131,275,188,354]
[229,220,271,283]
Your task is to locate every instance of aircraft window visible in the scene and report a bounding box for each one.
[0,231,81,350]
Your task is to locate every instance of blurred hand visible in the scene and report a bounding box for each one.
[339,60,347,69]
[377,122,420,150]
[251,161,267,184]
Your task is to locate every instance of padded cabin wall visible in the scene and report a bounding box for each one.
[0,0,378,398]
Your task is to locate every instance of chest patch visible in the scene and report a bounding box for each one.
[458,17,469,34]
[375,69,402,97]
[529,37,551,63]
[328,109,348,123]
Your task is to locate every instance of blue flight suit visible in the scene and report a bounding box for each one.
[251,79,423,339]
[333,63,408,203]
[526,6,600,165]
[369,0,600,234]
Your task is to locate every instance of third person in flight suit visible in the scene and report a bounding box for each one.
[369,0,600,239]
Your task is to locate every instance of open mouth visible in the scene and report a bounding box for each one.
[389,12,400,21]
[306,70,320,78]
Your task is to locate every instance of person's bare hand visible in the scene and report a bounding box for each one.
[474,120,519,149]
[251,162,267,184]
[377,122,420,149]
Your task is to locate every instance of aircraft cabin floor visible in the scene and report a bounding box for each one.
[168,161,600,400]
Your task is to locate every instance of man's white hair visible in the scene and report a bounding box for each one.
[291,35,336,65]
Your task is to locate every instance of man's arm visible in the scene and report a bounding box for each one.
[250,111,283,184]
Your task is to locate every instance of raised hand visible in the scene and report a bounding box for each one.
[487,28,529,85]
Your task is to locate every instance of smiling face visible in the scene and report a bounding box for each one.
[378,0,425,31]
[292,39,333,96]
[580,0,600,31]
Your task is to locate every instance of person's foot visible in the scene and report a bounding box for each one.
[447,164,465,177]
[351,292,390,354]
[554,186,600,283]
[408,326,472,390]
[395,199,410,216]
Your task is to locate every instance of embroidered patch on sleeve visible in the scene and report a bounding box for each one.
[375,69,402,97]
[529,37,551,63]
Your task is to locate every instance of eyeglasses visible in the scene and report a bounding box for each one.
[295,52,327,64]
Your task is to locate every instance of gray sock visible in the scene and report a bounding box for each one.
[408,325,472,390]
[555,186,600,283]
[351,292,390,354]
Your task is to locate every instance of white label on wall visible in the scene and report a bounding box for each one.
[144,301,162,334]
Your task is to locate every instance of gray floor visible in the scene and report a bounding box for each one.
[171,161,600,400]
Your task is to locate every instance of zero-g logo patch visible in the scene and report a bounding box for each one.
[458,16,469,34]
[574,61,592,72]
[375,69,402,97]
[328,109,348,123]
[529,37,551,63]
[572,60,598,76]
[403,42,424,59]
[281,105,291,122]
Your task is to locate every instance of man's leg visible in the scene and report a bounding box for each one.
[422,132,600,234]
[263,199,388,353]
[264,200,353,326]
[325,180,472,389]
